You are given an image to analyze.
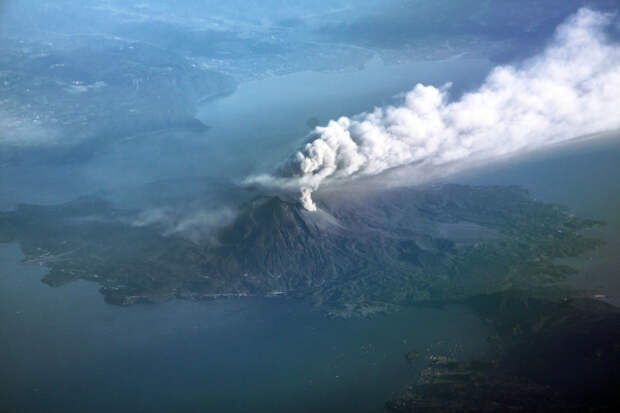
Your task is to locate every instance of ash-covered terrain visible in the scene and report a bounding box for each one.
[0,183,603,317]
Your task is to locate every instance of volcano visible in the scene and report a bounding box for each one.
[0,184,603,316]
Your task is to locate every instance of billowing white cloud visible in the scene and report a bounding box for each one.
[247,8,620,211]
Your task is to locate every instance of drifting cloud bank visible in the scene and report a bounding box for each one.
[247,8,620,211]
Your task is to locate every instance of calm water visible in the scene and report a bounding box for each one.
[0,243,490,413]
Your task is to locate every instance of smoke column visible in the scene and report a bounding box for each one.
[247,8,620,211]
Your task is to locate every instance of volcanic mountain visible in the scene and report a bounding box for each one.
[0,184,603,316]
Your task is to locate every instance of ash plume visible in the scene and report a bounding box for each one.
[246,8,620,211]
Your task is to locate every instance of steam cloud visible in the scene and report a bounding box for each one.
[247,8,620,211]
[131,207,237,242]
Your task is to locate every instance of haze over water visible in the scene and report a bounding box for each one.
[2,1,620,412]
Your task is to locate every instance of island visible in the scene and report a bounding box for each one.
[0,183,604,316]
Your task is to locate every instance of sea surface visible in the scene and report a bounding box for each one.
[1,57,620,412]
[0,243,491,413]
